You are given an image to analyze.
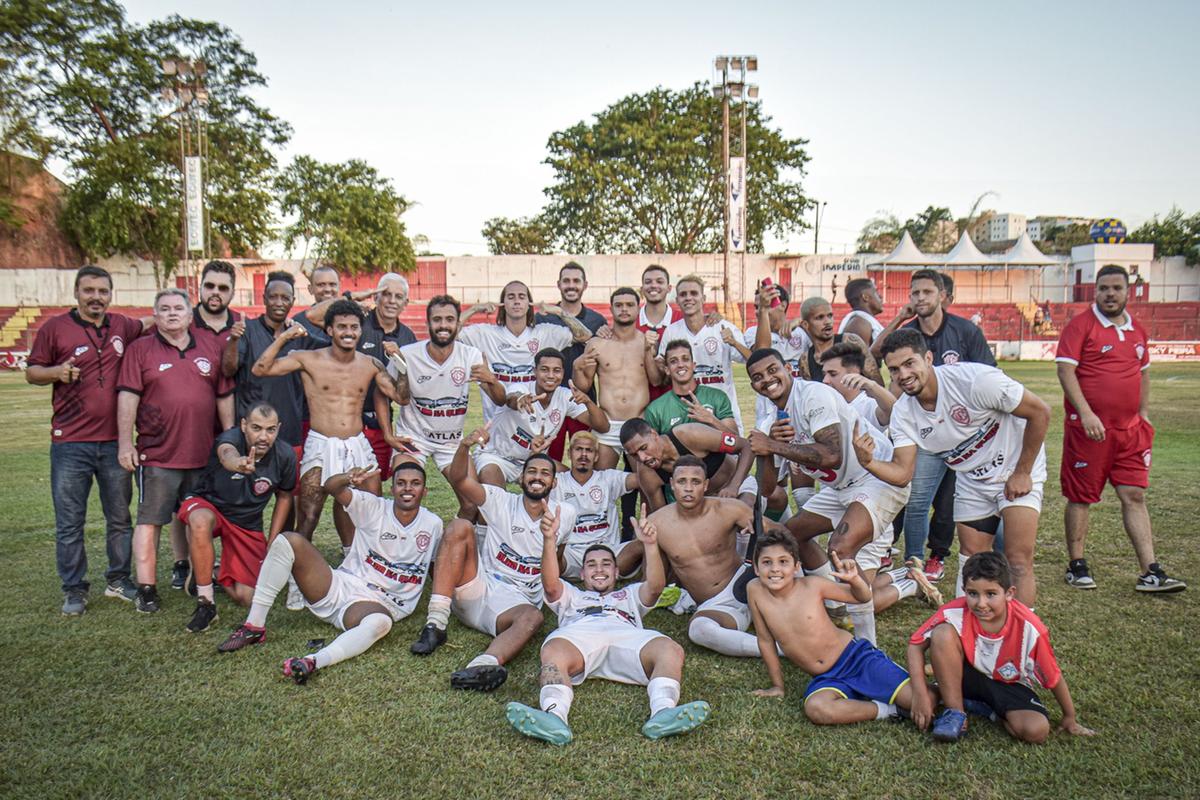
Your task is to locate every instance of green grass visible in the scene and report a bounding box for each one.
[2,364,1199,799]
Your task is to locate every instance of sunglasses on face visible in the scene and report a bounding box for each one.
[203,282,232,292]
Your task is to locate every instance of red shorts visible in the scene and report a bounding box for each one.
[363,426,394,481]
[177,497,269,589]
[548,416,590,462]
[1060,417,1154,504]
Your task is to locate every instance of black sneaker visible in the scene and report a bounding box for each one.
[1136,564,1187,593]
[186,599,219,633]
[1065,559,1097,590]
[135,584,161,614]
[171,560,189,591]
[450,664,508,692]
[61,589,88,616]
[218,624,266,653]
[410,624,447,655]
[283,656,317,685]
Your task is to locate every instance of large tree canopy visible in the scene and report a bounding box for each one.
[529,82,808,254]
[1131,207,1200,266]
[0,0,290,277]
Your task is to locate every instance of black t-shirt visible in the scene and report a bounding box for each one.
[903,312,995,367]
[535,306,606,397]
[806,334,846,382]
[234,316,311,446]
[190,428,297,531]
[358,309,416,429]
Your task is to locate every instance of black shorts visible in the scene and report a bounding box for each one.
[961,659,1049,718]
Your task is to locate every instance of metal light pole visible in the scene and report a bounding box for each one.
[160,57,210,291]
[713,55,757,325]
[813,199,828,255]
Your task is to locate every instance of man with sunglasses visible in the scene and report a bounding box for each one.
[191,260,243,351]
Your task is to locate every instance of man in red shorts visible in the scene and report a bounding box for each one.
[1056,264,1185,593]
[177,402,297,632]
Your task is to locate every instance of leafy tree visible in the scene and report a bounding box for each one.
[1130,207,1200,266]
[0,0,289,279]
[275,155,414,275]
[856,211,902,253]
[903,205,954,251]
[539,82,809,253]
[481,215,555,255]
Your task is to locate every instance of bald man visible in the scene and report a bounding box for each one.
[797,297,881,384]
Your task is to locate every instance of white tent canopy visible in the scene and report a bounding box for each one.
[1001,232,1058,265]
[942,231,992,266]
[877,230,930,265]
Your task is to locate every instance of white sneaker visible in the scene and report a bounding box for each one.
[286,578,305,611]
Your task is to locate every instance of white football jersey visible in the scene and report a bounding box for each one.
[548,581,651,631]
[478,485,577,606]
[550,468,632,549]
[340,491,443,612]
[837,309,885,339]
[394,341,484,446]
[748,324,812,427]
[773,379,870,490]
[483,386,588,464]
[458,323,574,422]
[659,318,745,432]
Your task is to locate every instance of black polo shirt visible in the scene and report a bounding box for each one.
[234,316,310,446]
[190,428,297,532]
[903,312,995,367]
[291,309,330,345]
[357,309,416,429]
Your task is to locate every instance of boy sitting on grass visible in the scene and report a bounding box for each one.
[907,551,1095,743]
[747,529,915,725]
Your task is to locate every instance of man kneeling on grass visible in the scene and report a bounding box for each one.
[217,463,443,685]
[506,509,710,745]
[747,529,916,725]
[907,551,1095,743]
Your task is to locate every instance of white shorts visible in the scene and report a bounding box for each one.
[544,623,666,686]
[801,478,909,571]
[305,570,409,630]
[474,451,523,484]
[300,430,379,478]
[595,420,625,455]
[451,562,540,637]
[562,539,633,579]
[394,430,458,472]
[954,473,1045,523]
[694,563,752,631]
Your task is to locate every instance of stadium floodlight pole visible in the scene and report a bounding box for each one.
[813,200,828,255]
[160,57,209,291]
[713,54,757,325]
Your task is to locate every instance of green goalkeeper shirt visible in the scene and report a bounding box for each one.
[643,385,734,433]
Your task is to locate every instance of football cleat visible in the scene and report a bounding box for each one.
[505,702,572,746]
[450,664,508,692]
[218,623,266,653]
[642,701,712,740]
[410,623,447,656]
[931,708,968,742]
[283,656,317,685]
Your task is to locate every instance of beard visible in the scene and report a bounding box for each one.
[522,484,551,501]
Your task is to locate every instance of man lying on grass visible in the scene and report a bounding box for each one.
[908,551,1095,743]
[747,529,916,725]
[505,509,711,745]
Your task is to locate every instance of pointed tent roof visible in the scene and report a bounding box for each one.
[878,230,929,265]
[1001,233,1058,265]
[940,230,993,265]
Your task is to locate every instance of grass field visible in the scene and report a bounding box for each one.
[2,363,1199,799]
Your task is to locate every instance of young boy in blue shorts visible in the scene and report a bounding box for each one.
[907,551,1095,743]
[747,529,914,724]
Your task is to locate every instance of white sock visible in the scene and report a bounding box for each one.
[312,613,392,669]
[874,700,897,720]
[894,577,919,600]
[247,536,295,627]
[688,616,761,657]
[647,676,681,716]
[196,583,214,603]
[886,566,909,584]
[955,553,970,598]
[467,653,500,669]
[540,684,573,724]
[426,594,451,630]
[848,600,877,646]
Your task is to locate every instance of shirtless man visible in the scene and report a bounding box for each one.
[645,456,787,657]
[572,288,664,468]
[619,419,754,509]
[250,300,405,574]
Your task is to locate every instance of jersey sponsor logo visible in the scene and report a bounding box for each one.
[73,345,89,357]
[495,541,541,576]
[1135,343,1145,360]
[194,356,213,376]
[416,374,432,383]
[588,485,604,504]
[703,336,719,355]
[944,420,1000,467]
[942,350,961,365]
[1101,344,1113,354]
[919,425,934,439]
[413,396,469,419]
[997,661,1019,682]
[1073,461,1088,469]
[158,362,174,372]
[381,531,398,540]
[416,531,432,552]
[112,336,125,355]
[450,367,467,386]
[949,404,971,425]
[365,548,427,585]
[252,477,272,495]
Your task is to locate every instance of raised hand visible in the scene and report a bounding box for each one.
[233,454,256,475]
[229,320,247,340]
[348,466,380,487]
[829,551,860,584]
[757,283,781,310]
[851,421,875,466]
[529,423,550,455]
[720,326,737,346]
[468,363,493,385]
[516,392,547,414]
[682,393,717,426]
[57,356,81,384]
[465,424,490,448]
[540,506,560,541]
[840,373,872,393]
[643,330,659,353]
[389,350,408,376]
[631,511,658,546]
[382,341,401,359]
[568,380,588,405]
[281,323,308,342]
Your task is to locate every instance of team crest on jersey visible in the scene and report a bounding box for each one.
[549,409,563,426]
[588,486,604,504]
[950,405,971,425]
[112,336,125,355]
[997,662,1019,681]
[73,345,89,357]
[789,330,805,347]
[919,426,933,438]
[194,356,213,375]
[415,531,432,552]
[527,338,540,354]
[611,589,627,601]
[450,367,467,386]
[252,478,272,495]
[704,336,719,355]
[1135,343,1145,360]
[942,351,961,365]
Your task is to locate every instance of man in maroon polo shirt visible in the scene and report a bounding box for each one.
[191,259,242,349]
[1056,264,1185,593]
[117,288,235,613]
[26,265,151,616]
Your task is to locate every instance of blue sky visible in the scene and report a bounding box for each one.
[124,0,1200,256]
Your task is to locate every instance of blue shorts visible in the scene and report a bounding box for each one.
[803,638,910,705]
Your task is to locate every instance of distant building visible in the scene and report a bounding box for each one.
[1028,216,1091,241]
[987,213,1027,242]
